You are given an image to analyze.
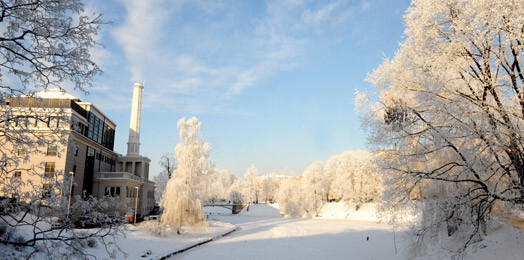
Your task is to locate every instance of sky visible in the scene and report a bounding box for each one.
[75,0,412,177]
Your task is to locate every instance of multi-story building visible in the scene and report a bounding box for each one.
[1,83,155,217]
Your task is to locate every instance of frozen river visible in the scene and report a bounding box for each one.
[176,214,404,259]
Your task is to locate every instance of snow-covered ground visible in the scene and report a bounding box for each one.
[179,203,524,260]
[177,203,406,260]
[318,202,380,221]
[85,221,236,259]
[238,203,282,217]
[7,203,522,259]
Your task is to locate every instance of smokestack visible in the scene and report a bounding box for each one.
[127,83,143,156]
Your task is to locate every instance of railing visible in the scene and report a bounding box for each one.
[95,172,143,183]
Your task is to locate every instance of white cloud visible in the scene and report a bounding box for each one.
[175,56,221,75]
[103,0,365,113]
[302,0,347,25]
[112,0,176,82]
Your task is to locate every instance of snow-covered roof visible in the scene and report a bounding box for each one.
[33,88,79,100]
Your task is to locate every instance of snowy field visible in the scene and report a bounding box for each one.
[9,203,521,259]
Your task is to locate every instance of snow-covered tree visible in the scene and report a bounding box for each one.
[275,177,311,218]
[302,161,325,216]
[206,167,234,203]
[358,0,524,255]
[329,151,381,208]
[228,177,244,204]
[161,117,209,234]
[259,174,279,203]
[242,165,260,203]
[0,1,127,258]
[154,152,175,202]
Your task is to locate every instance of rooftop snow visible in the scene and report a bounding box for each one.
[34,88,79,100]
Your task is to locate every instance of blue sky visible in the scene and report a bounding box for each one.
[77,0,411,177]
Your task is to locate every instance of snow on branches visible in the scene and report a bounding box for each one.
[161,117,209,234]
[360,0,524,255]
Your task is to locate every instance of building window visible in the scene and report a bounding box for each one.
[17,149,25,156]
[87,147,95,157]
[27,116,36,127]
[42,184,53,198]
[87,114,94,139]
[48,117,59,128]
[36,116,47,128]
[93,116,99,142]
[74,145,79,156]
[105,186,120,197]
[47,143,57,156]
[44,162,55,178]
[13,171,22,178]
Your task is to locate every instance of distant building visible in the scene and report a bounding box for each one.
[1,84,155,216]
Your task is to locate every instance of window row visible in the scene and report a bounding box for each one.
[17,143,57,157]
[105,186,120,197]
[7,116,65,128]
[95,152,116,166]
[12,163,59,178]
[105,186,139,198]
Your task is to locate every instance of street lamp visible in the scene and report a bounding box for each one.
[134,186,139,225]
[67,171,74,217]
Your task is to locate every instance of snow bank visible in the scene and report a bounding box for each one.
[238,204,283,217]
[85,221,236,259]
[319,202,380,221]
[468,224,524,260]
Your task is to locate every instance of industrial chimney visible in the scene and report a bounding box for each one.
[127,83,143,156]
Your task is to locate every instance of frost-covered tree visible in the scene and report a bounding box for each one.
[275,177,311,218]
[161,117,209,234]
[259,174,279,203]
[154,152,175,202]
[242,165,260,203]
[0,1,126,259]
[206,167,234,203]
[302,161,325,216]
[228,177,244,204]
[358,0,524,255]
[330,151,381,208]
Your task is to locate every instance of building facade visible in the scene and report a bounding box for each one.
[1,84,155,217]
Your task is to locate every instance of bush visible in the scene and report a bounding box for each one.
[142,221,167,237]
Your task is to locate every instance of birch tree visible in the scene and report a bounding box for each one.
[358,0,524,255]
[161,117,209,234]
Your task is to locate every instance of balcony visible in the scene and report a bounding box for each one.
[95,171,146,184]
